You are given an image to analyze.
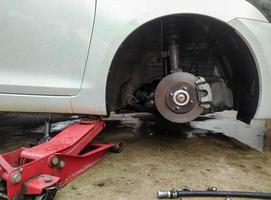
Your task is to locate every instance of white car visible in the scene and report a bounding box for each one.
[0,0,270,124]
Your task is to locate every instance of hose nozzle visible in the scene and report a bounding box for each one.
[157,190,178,199]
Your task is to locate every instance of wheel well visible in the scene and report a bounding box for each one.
[106,14,259,123]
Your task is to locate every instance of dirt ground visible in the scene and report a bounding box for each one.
[0,117,271,200]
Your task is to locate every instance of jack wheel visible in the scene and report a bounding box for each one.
[31,187,57,200]
[110,143,123,153]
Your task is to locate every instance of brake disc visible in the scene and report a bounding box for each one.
[155,72,211,123]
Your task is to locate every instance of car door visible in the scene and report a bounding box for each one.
[0,0,96,96]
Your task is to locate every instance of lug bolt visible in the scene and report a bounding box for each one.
[59,160,65,169]
[11,171,22,184]
[170,93,173,96]
[183,87,187,90]
[45,175,52,183]
[51,156,59,166]
[175,106,180,110]
[190,99,194,104]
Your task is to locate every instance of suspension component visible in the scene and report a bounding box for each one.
[165,17,182,73]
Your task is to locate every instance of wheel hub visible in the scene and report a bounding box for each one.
[174,90,189,106]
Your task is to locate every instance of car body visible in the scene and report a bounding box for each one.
[0,0,270,123]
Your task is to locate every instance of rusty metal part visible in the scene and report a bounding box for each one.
[155,72,204,123]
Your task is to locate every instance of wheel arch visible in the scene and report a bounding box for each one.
[72,0,266,117]
[105,13,262,123]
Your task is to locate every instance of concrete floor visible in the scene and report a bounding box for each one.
[0,116,271,200]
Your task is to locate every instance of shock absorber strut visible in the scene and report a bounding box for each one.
[166,17,182,73]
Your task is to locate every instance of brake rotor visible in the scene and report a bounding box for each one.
[155,72,203,123]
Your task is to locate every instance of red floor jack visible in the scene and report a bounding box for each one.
[0,119,122,200]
